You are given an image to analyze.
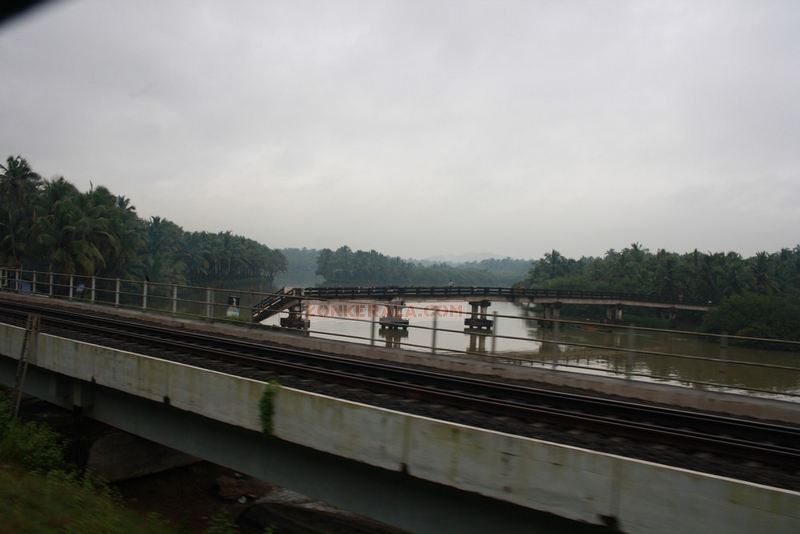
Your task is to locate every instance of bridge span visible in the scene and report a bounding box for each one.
[252,286,712,327]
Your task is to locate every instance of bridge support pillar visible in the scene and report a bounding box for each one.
[615,303,623,322]
[379,299,409,331]
[539,303,558,329]
[464,300,493,333]
[280,303,310,330]
[467,332,487,353]
[379,328,408,348]
[606,305,614,322]
[540,304,550,328]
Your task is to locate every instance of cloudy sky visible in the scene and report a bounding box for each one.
[1,0,798,260]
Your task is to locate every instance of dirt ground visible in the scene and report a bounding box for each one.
[116,462,244,532]
[116,461,406,533]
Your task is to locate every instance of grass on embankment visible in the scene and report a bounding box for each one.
[0,392,183,533]
[0,464,175,533]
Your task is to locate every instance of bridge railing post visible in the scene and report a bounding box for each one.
[90,276,96,303]
[206,287,213,319]
[69,275,74,300]
[49,272,53,296]
[370,305,376,346]
[719,332,729,385]
[142,281,148,310]
[32,271,37,294]
[431,306,438,354]
[490,311,498,354]
[172,285,178,315]
[15,269,21,293]
[114,278,120,307]
[625,325,634,380]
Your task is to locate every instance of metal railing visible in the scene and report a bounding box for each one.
[0,267,797,400]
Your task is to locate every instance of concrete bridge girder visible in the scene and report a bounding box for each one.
[0,323,798,534]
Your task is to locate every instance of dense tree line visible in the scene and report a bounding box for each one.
[315,246,531,286]
[0,156,286,286]
[526,243,800,303]
[526,244,800,339]
[460,257,532,285]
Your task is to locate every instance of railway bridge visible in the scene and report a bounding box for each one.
[0,295,797,533]
[252,286,713,329]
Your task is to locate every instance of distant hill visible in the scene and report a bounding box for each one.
[421,252,502,264]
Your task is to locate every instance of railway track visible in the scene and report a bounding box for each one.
[1,298,799,473]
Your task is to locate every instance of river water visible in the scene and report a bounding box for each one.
[260,300,800,400]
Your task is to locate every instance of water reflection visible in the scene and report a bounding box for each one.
[467,332,489,354]
[378,328,408,349]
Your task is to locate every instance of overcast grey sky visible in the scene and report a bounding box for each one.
[1,0,798,260]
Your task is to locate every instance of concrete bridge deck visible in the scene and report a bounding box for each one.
[0,320,797,533]
[301,286,711,309]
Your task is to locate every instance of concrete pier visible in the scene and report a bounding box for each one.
[379,328,408,349]
[379,299,409,330]
[279,302,310,330]
[539,302,562,328]
[604,304,624,322]
[464,300,493,332]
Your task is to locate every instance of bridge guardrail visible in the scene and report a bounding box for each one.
[2,266,797,401]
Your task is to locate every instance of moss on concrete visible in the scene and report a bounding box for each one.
[259,380,280,436]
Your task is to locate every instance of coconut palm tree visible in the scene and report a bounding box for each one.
[33,178,106,275]
[0,156,43,266]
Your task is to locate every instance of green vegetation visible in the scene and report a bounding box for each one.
[0,155,286,286]
[526,244,800,339]
[0,418,65,475]
[259,381,280,436]
[0,394,175,532]
[0,394,65,474]
[526,244,800,303]
[315,246,530,286]
[0,466,175,533]
[204,511,239,534]
[703,294,800,340]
